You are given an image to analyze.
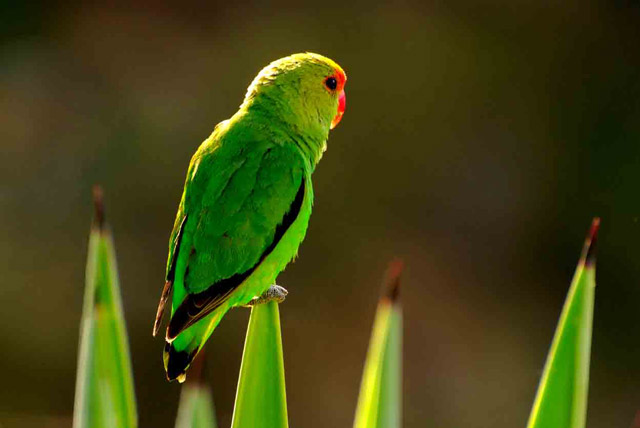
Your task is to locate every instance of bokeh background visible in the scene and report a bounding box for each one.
[2,1,640,427]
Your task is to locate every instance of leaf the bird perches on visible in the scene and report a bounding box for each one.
[231,301,289,428]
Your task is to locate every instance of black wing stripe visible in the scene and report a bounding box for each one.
[167,214,188,282]
[167,178,306,340]
[153,214,188,336]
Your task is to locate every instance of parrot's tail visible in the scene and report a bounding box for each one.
[163,307,227,382]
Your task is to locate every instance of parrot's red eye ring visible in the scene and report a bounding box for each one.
[324,76,338,91]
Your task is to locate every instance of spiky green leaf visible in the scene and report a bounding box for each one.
[231,301,288,428]
[526,218,599,428]
[354,261,403,428]
[73,188,137,428]
[175,386,217,428]
[175,352,217,428]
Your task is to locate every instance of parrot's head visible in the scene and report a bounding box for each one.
[241,53,347,138]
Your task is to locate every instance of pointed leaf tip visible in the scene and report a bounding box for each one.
[383,259,404,303]
[525,218,597,428]
[92,185,106,231]
[583,217,600,267]
[74,191,138,428]
[187,350,206,386]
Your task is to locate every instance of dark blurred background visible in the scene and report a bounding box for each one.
[2,0,640,427]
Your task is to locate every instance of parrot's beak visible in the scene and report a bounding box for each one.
[330,89,346,129]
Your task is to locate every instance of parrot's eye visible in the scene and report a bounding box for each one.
[324,77,338,91]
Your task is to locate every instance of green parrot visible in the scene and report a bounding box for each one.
[153,53,347,382]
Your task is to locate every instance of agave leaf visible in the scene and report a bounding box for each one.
[526,218,599,428]
[175,352,218,428]
[175,387,217,428]
[231,301,288,428]
[353,261,403,428]
[73,187,138,428]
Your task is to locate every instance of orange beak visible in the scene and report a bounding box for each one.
[330,89,346,129]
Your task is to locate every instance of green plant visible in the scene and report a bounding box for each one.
[353,261,403,428]
[72,191,603,428]
[231,302,289,428]
[526,218,599,428]
[73,187,138,428]
[175,353,218,428]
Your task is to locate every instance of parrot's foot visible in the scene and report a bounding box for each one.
[245,285,288,307]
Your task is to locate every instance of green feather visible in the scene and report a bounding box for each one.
[154,53,346,381]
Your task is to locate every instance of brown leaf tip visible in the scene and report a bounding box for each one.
[92,185,105,231]
[186,349,206,386]
[584,217,600,267]
[382,259,404,304]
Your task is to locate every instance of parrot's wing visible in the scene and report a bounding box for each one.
[166,143,306,340]
[153,127,234,336]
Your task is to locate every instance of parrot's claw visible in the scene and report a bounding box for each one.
[245,285,288,307]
